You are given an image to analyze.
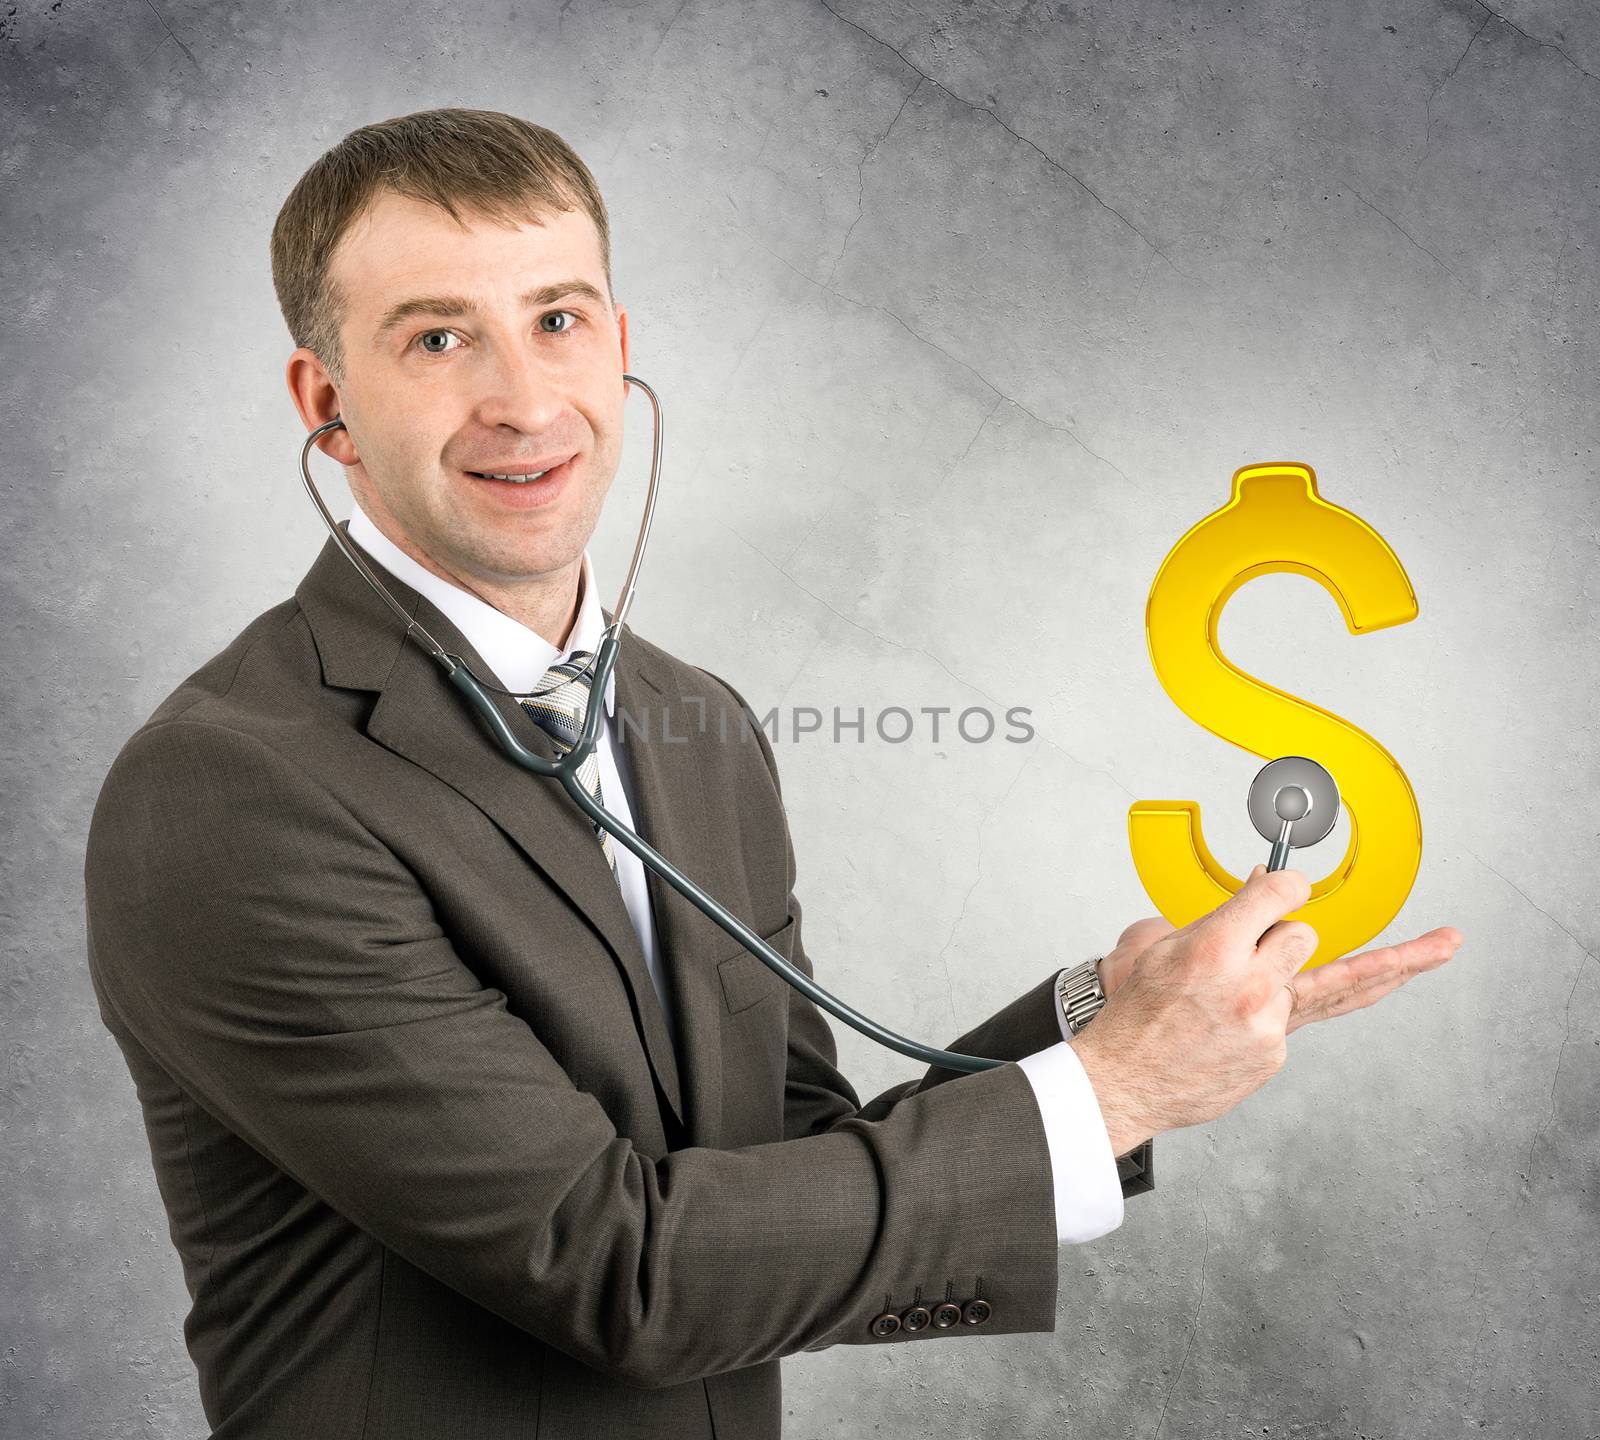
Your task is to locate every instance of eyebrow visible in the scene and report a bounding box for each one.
[374,280,609,339]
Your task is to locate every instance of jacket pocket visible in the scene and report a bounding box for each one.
[716,917,797,1014]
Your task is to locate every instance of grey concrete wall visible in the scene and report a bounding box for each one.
[4,0,1595,1435]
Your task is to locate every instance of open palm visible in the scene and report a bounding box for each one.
[1099,912,1461,1034]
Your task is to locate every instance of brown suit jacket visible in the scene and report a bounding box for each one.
[83,524,1153,1439]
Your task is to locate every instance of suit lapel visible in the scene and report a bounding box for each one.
[295,526,696,1133]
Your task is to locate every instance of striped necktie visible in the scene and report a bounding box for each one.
[518,650,618,876]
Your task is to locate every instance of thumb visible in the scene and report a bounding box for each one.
[1204,864,1312,948]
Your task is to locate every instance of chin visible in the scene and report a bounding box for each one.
[474,534,586,583]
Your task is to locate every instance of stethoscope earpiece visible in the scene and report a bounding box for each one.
[1247,755,1340,873]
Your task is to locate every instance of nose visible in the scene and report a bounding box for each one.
[470,329,567,438]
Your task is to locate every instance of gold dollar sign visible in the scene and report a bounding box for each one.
[1128,462,1423,970]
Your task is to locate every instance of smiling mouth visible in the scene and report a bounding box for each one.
[468,468,554,484]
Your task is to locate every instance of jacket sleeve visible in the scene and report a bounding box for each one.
[703,671,1155,1202]
[83,719,1062,1391]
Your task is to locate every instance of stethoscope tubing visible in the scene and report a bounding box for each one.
[299,381,1003,1074]
[447,645,1001,1071]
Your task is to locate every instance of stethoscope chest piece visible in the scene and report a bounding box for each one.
[1248,755,1340,872]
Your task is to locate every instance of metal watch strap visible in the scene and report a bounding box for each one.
[1056,957,1108,1036]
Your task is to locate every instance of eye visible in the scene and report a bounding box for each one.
[415,329,461,355]
[539,309,581,336]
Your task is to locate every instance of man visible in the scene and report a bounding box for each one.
[83,109,1462,1438]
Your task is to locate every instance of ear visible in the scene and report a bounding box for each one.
[616,301,630,379]
[286,347,360,465]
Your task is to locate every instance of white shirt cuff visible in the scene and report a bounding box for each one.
[1016,1037,1126,1245]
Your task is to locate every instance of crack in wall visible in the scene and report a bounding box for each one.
[1469,851,1593,955]
[1343,179,1470,290]
[746,224,1137,484]
[825,75,924,291]
[1524,949,1591,1180]
[1455,849,1596,1407]
[932,394,1003,496]
[815,0,1206,290]
[1474,1,1600,85]
[1465,851,1595,1184]
[932,748,1037,1029]
[646,0,691,63]
[1038,735,1136,803]
[1153,1125,1218,1439]
[1419,9,1494,174]
[140,0,198,72]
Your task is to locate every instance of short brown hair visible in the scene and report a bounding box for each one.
[270,108,612,384]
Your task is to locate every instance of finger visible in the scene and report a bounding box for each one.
[1199,865,1312,950]
[1292,948,1403,1012]
[1283,928,1460,1030]
[1369,928,1462,983]
[1286,972,1406,1033]
[1403,932,1459,976]
[1288,963,1410,1032]
[1305,928,1459,998]
[1257,915,1321,982]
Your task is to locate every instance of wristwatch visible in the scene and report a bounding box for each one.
[1055,957,1108,1036]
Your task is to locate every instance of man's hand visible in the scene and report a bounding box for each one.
[1073,865,1464,1156]
[1098,881,1462,1027]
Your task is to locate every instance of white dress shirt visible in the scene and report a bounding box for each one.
[345,504,1122,1245]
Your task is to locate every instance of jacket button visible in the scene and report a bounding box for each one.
[931,1301,963,1329]
[870,1311,902,1338]
[901,1305,932,1333]
[962,1299,993,1326]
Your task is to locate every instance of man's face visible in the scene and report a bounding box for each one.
[314,189,629,594]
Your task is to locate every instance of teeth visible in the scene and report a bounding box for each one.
[481,469,550,483]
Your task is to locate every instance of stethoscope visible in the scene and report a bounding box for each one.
[300,373,1342,1075]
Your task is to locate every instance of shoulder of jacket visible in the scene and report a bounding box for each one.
[615,628,779,790]
[102,597,325,794]
[615,626,748,713]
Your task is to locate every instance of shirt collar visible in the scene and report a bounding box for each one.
[346,504,615,714]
